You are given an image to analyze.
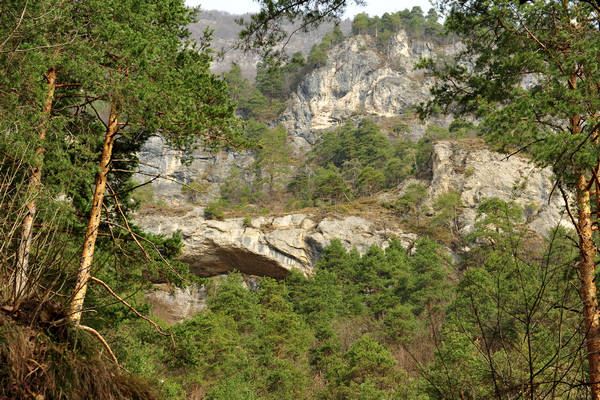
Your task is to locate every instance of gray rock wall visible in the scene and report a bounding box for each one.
[427,140,569,235]
[135,210,417,278]
[136,136,253,206]
[281,33,457,149]
[138,31,457,205]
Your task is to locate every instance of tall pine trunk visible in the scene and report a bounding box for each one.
[13,67,57,303]
[577,172,600,399]
[68,104,118,325]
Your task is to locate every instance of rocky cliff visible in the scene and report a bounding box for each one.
[136,140,570,280]
[281,32,457,149]
[136,210,416,278]
[135,136,253,206]
[138,30,457,203]
[136,27,570,283]
[426,140,569,235]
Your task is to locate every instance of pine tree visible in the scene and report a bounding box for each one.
[66,0,240,325]
[254,125,292,194]
[418,1,600,396]
[0,1,97,303]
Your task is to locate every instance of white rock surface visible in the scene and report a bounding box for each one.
[137,32,458,205]
[135,211,416,278]
[427,140,571,234]
[136,136,254,206]
[281,33,458,148]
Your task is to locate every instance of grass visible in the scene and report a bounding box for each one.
[0,298,158,400]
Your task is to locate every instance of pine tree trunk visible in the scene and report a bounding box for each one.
[576,172,600,400]
[68,105,118,325]
[13,67,57,303]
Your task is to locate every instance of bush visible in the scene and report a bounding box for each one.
[242,216,252,227]
[204,201,225,220]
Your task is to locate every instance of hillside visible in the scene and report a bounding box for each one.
[2,3,596,400]
[190,10,352,78]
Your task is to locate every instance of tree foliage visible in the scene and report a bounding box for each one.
[419,1,600,395]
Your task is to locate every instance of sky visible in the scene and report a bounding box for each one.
[184,0,432,18]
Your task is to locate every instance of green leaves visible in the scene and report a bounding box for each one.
[289,118,438,203]
[429,198,583,398]
[420,0,600,186]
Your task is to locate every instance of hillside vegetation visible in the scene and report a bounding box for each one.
[2,1,600,400]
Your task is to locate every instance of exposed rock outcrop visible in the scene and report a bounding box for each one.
[427,140,569,234]
[137,139,570,280]
[135,210,416,278]
[146,284,207,325]
[281,33,457,148]
[136,136,253,206]
[137,31,457,205]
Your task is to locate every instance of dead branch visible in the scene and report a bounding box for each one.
[78,324,119,366]
[0,1,28,51]
[90,276,175,349]
[106,182,151,261]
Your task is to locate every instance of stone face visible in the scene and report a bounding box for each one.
[135,211,417,278]
[145,284,207,325]
[136,139,570,280]
[136,136,253,206]
[427,140,570,234]
[137,32,457,205]
[280,33,457,148]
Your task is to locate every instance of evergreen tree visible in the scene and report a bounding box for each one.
[430,200,583,399]
[254,125,292,194]
[351,13,369,35]
[255,57,285,101]
[224,63,255,117]
[0,1,103,303]
[419,2,600,395]
[64,0,240,325]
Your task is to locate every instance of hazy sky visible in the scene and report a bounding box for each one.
[185,0,432,18]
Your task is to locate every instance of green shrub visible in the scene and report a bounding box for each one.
[204,201,225,220]
[131,181,155,204]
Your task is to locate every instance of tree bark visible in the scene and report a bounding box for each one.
[576,172,600,400]
[68,104,118,325]
[13,67,57,303]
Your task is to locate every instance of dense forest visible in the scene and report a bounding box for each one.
[2,1,600,400]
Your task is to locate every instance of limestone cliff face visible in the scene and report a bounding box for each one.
[135,29,570,283]
[427,140,569,234]
[281,32,457,148]
[135,210,416,278]
[136,136,253,206]
[135,140,570,283]
[138,31,457,204]
[139,140,571,322]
